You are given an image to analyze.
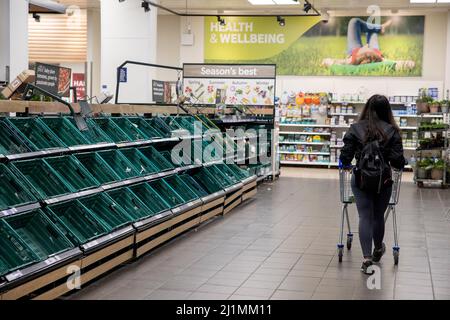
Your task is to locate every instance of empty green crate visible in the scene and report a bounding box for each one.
[163,175,199,203]
[148,179,185,208]
[227,164,251,180]
[5,117,66,150]
[163,117,186,131]
[195,115,220,130]
[11,159,73,199]
[129,183,171,215]
[97,150,141,179]
[211,164,242,184]
[159,150,181,168]
[138,146,175,172]
[46,156,100,191]
[91,118,131,143]
[0,164,37,211]
[45,201,110,245]
[178,174,209,198]
[79,194,133,230]
[68,118,113,144]
[205,166,236,187]
[119,148,158,176]
[39,117,90,147]
[0,220,39,276]
[107,187,153,221]
[74,152,121,184]
[110,118,149,141]
[144,118,172,137]
[0,120,30,155]
[4,209,74,260]
[127,117,165,139]
[192,169,224,194]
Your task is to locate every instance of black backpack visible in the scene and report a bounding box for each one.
[355,139,392,193]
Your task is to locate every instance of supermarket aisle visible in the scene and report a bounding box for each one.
[70,169,450,300]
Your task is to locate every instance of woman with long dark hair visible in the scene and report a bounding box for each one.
[340,94,406,274]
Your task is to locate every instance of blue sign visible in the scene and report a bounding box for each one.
[119,67,127,83]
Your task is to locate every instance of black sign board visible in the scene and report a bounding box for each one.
[152,80,165,103]
[35,62,72,97]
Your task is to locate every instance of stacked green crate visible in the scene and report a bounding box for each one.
[119,148,158,176]
[39,117,90,147]
[5,117,66,150]
[226,164,251,180]
[78,194,133,230]
[126,117,165,139]
[67,118,113,144]
[137,146,175,172]
[0,120,29,155]
[204,165,236,188]
[129,183,171,215]
[91,118,131,143]
[110,118,149,141]
[148,179,185,208]
[45,156,100,191]
[163,175,200,203]
[11,159,73,199]
[97,150,141,179]
[74,152,121,184]
[107,188,154,221]
[209,164,242,184]
[0,164,37,211]
[4,210,73,260]
[45,201,111,245]
[0,220,39,276]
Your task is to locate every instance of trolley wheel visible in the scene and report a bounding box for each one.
[393,250,399,265]
[417,181,424,188]
[338,248,343,263]
[346,235,353,250]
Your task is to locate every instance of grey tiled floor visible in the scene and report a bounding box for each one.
[69,169,450,300]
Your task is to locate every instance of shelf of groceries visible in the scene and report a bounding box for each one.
[278,89,450,168]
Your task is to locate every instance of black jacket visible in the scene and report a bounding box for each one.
[339,120,406,170]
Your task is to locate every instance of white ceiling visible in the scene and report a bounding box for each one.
[50,0,450,12]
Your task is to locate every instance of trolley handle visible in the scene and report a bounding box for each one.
[338,160,353,170]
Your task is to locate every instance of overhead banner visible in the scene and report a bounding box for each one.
[204,16,424,77]
[183,64,276,106]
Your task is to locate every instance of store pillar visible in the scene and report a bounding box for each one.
[100,0,158,103]
[0,0,29,83]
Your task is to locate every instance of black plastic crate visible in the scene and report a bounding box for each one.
[0,164,37,211]
[91,118,131,143]
[163,175,199,203]
[4,209,74,260]
[0,220,39,276]
[79,194,133,230]
[137,146,175,172]
[110,117,149,141]
[45,156,100,191]
[0,120,29,155]
[97,150,141,179]
[126,117,164,139]
[10,159,73,199]
[39,117,90,147]
[107,187,153,221]
[177,174,209,198]
[5,117,66,150]
[119,148,158,176]
[148,179,185,208]
[45,201,111,245]
[129,183,171,215]
[74,152,121,184]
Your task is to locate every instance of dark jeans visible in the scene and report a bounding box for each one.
[347,17,382,55]
[351,174,392,258]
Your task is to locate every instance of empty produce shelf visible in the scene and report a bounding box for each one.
[148,179,185,208]
[45,156,100,192]
[97,150,141,179]
[74,152,121,184]
[163,175,199,203]
[0,120,29,155]
[0,164,37,211]
[137,146,175,172]
[91,118,131,143]
[129,182,171,214]
[107,187,154,221]
[119,148,158,176]
[110,118,149,141]
[39,117,90,147]
[126,117,164,139]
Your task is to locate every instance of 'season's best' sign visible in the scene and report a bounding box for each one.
[183,64,276,79]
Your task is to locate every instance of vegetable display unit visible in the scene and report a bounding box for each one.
[39,117,90,147]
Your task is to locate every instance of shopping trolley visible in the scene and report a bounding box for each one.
[337,166,403,265]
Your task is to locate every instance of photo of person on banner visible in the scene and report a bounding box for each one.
[321,18,416,72]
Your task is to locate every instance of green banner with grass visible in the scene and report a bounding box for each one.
[204,16,424,77]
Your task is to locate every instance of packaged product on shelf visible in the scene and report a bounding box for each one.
[348,106,354,114]
[330,106,336,114]
[336,105,342,114]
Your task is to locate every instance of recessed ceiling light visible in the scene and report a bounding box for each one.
[248,0,301,5]
[410,0,438,3]
[248,0,275,5]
